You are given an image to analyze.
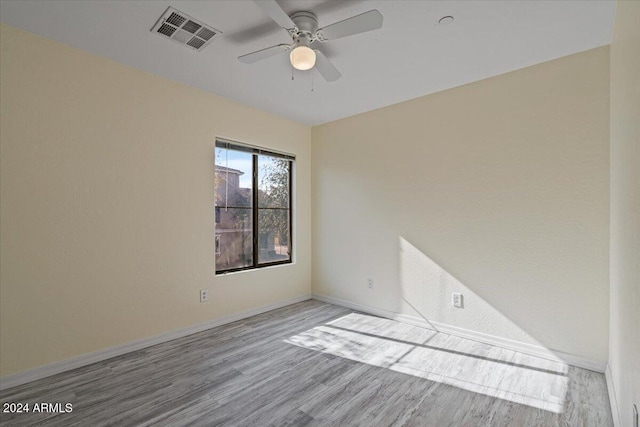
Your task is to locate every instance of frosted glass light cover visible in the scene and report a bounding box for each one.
[290,46,316,70]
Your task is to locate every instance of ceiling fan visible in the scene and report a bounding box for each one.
[238,0,384,82]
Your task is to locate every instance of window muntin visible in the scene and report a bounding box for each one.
[215,141,293,273]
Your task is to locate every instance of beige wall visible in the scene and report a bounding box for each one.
[312,47,610,363]
[609,1,640,425]
[0,25,312,377]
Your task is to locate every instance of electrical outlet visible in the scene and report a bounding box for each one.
[367,278,374,289]
[200,289,209,303]
[452,293,463,308]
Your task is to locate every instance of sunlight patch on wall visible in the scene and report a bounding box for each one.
[398,236,555,353]
[285,313,568,413]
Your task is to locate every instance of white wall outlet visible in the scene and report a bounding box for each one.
[367,278,374,289]
[452,293,463,308]
[200,289,209,303]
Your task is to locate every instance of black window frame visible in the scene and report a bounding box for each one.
[215,139,294,274]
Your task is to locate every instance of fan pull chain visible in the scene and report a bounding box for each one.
[291,65,294,81]
[311,74,314,92]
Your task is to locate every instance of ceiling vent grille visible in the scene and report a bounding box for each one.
[151,7,221,51]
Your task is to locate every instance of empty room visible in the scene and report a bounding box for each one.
[0,0,638,426]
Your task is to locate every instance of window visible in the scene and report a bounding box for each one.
[214,139,293,273]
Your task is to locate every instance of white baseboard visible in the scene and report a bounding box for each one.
[0,294,312,391]
[312,293,606,373]
[605,363,622,427]
[1,292,607,392]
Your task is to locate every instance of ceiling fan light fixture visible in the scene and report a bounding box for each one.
[290,46,316,70]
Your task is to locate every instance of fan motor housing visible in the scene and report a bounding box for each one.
[290,11,318,34]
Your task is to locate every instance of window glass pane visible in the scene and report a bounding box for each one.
[215,148,253,208]
[215,146,253,271]
[258,209,290,264]
[215,207,253,271]
[258,155,289,209]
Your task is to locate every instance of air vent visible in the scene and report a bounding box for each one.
[151,7,221,51]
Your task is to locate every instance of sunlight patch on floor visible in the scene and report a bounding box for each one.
[284,313,569,413]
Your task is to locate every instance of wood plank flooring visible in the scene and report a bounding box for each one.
[0,300,613,426]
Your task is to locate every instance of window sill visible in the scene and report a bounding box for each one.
[215,260,294,276]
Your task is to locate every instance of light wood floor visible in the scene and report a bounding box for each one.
[0,300,613,426]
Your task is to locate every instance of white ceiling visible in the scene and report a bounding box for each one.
[0,0,615,126]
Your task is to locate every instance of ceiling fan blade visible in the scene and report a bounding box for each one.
[316,10,383,41]
[253,0,296,30]
[238,44,290,64]
[314,50,341,82]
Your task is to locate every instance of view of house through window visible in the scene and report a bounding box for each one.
[215,141,292,273]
